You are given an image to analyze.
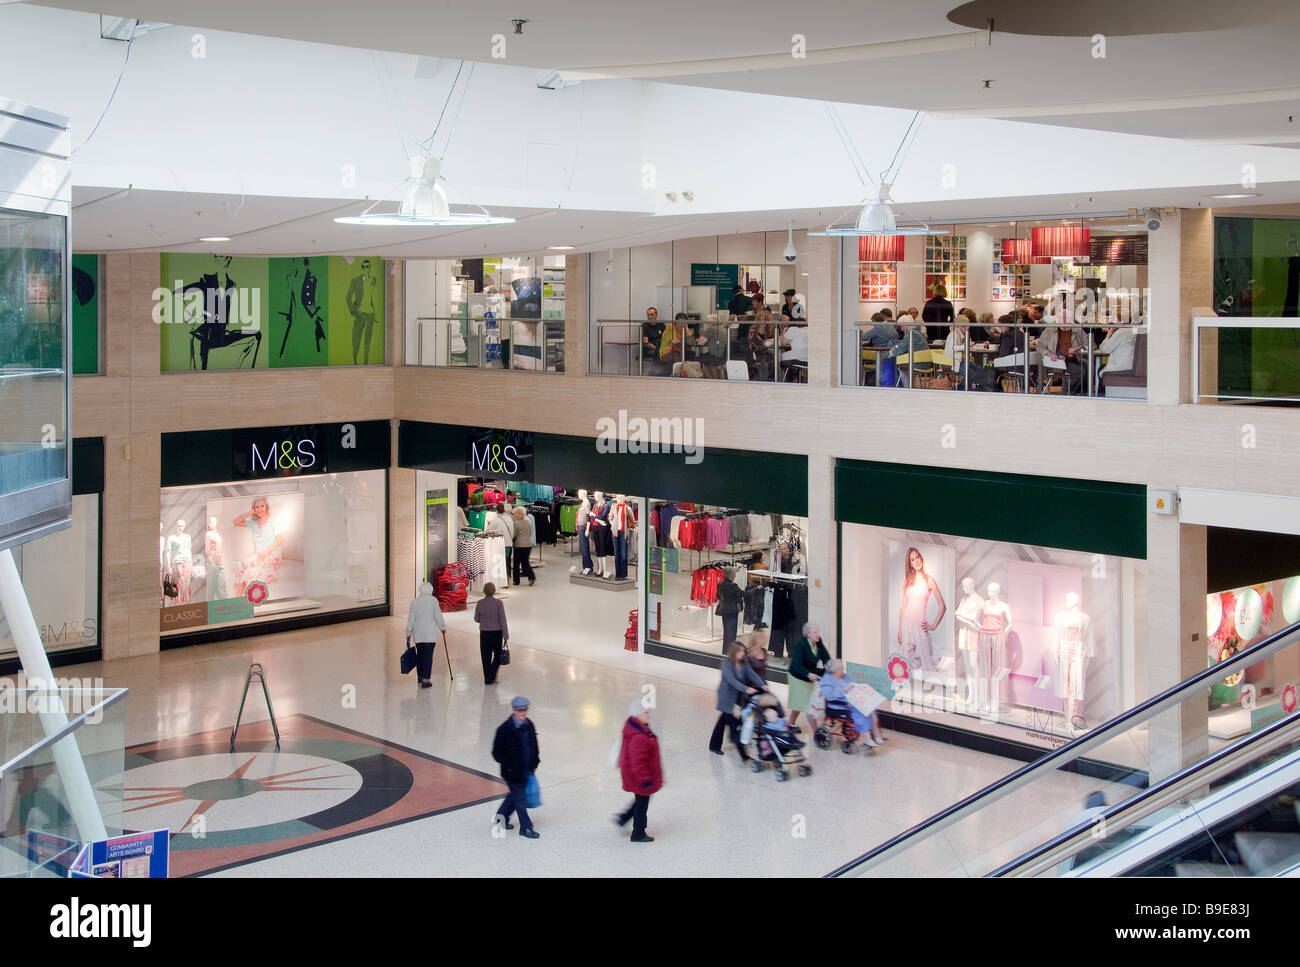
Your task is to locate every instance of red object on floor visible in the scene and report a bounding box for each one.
[624,610,639,651]
[434,562,471,612]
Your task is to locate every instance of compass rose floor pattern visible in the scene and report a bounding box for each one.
[115,714,505,877]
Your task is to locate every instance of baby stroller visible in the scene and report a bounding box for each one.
[814,699,862,754]
[742,693,812,781]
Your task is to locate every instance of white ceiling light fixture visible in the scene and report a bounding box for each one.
[198,236,230,242]
[1211,192,1263,199]
[808,183,948,237]
[547,245,574,250]
[334,157,514,227]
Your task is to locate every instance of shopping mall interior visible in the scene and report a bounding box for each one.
[3,0,1300,882]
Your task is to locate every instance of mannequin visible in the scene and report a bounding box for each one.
[159,520,167,606]
[1053,592,1094,726]
[206,516,228,600]
[588,491,612,578]
[979,583,1013,712]
[896,546,945,673]
[611,496,632,580]
[164,519,194,604]
[954,577,985,708]
[577,489,593,574]
[590,491,608,574]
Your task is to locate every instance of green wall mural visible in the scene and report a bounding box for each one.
[71,253,98,375]
[158,253,385,371]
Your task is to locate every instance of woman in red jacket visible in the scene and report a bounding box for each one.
[614,700,663,843]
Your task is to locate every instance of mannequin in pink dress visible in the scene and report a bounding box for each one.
[896,547,946,673]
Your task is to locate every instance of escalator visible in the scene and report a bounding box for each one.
[828,622,1300,878]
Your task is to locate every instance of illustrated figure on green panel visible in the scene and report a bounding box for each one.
[278,257,326,359]
[185,253,262,370]
[346,257,380,364]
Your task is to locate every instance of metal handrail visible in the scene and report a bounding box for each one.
[410,316,564,372]
[990,708,1300,877]
[594,318,808,380]
[826,619,1300,878]
[0,687,129,779]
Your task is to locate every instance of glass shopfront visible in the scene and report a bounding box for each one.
[159,421,389,645]
[645,502,808,671]
[836,459,1148,750]
[0,438,104,669]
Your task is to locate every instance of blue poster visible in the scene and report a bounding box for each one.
[69,829,170,878]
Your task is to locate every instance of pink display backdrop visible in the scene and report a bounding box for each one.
[1004,560,1083,712]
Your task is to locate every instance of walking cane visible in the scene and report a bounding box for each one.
[442,630,455,679]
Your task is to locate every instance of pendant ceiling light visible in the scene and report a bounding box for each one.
[335,157,514,227]
[1030,225,1090,259]
[859,234,906,262]
[1000,238,1032,263]
[808,184,946,237]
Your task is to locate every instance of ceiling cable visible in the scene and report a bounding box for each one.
[75,36,133,155]
[419,59,466,157]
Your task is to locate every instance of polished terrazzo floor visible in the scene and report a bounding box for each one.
[14,584,1141,876]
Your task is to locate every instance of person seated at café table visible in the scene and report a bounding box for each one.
[778,315,809,381]
[1096,309,1138,396]
[641,306,667,375]
[973,311,994,344]
[658,312,690,365]
[748,309,776,380]
[862,311,900,348]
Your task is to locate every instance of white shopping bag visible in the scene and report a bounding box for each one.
[846,682,887,718]
[808,682,826,718]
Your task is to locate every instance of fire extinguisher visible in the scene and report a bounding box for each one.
[624,609,639,651]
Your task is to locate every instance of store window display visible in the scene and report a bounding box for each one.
[158,470,386,638]
[840,522,1145,743]
[645,500,808,666]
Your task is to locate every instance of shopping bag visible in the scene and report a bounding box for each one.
[739,707,755,746]
[400,644,417,675]
[807,682,826,718]
[524,772,542,808]
[846,682,887,718]
[499,643,511,666]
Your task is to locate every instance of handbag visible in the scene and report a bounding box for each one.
[499,642,511,666]
[524,771,541,808]
[400,643,417,675]
[163,574,178,599]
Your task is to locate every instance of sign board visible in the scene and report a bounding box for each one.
[690,263,740,309]
[466,427,534,482]
[425,489,448,580]
[69,829,169,878]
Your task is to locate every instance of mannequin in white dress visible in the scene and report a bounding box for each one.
[1053,592,1094,726]
[954,577,985,708]
[165,519,194,604]
[206,516,228,600]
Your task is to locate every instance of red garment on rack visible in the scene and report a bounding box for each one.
[690,566,724,607]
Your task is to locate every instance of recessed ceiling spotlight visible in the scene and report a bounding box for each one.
[664,192,678,203]
[1211,192,1262,199]
[547,245,574,250]
[682,191,695,202]
[199,236,230,242]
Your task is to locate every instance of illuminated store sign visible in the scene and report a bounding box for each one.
[466,428,533,481]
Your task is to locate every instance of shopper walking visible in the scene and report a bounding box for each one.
[405,580,447,688]
[709,643,765,761]
[715,566,744,649]
[511,506,536,586]
[487,504,515,581]
[614,699,663,843]
[474,582,509,684]
[787,622,830,731]
[491,696,540,838]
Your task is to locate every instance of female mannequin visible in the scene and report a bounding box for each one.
[233,497,285,599]
[206,516,228,600]
[588,491,609,577]
[611,495,631,580]
[577,489,593,574]
[1053,592,1093,726]
[165,519,194,604]
[896,546,946,673]
[159,520,167,606]
[979,583,1013,712]
[954,577,985,706]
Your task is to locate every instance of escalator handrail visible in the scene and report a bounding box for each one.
[988,706,1300,877]
[826,619,1300,878]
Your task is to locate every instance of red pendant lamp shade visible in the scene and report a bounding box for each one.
[1000,239,1032,264]
[1031,226,1090,260]
[859,235,906,262]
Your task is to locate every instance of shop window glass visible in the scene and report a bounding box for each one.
[645,500,809,670]
[840,522,1147,746]
[158,469,386,636]
[0,493,99,657]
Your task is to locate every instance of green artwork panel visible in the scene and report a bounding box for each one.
[159,253,270,372]
[71,253,98,375]
[267,256,331,368]
[327,256,386,366]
